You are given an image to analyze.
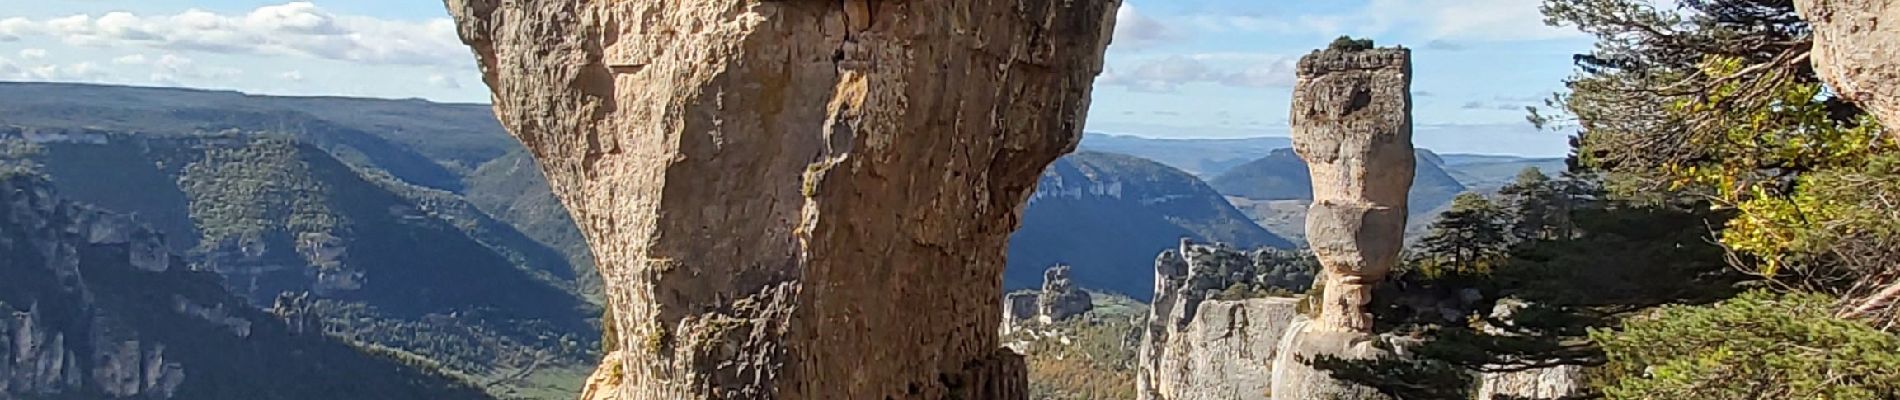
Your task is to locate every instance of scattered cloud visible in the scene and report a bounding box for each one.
[112,54,147,65]
[1099,54,1298,92]
[0,2,469,69]
[427,73,459,89]
[19,48,46,60]
[280,70,304,82]
[1113,4,1180,49]
[1424,39,1466,51]
[1173,0,1579,43]
[147,54,241,84]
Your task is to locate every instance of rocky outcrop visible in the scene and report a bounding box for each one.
[1001,292,1041,335]
[1138,241,1312,400]
[1140,297,1299,400]
[1476,365,1587,400]
[1037,265,1093,322]
[1269,317,1402,400]
[1002,264,1096,334]
[442,1,1120,398]
[1290,46,1414,333]
[1270,44,1414,400]
[1795,0,1900,126]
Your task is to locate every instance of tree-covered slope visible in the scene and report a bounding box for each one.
[12,130,596,396]
[0,171,492,400]
[1007,151,1293,299]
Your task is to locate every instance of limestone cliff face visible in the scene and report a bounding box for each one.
[442,1,1119,398]
[1137,242,1305,400]
[1,174,186,399]
[1796,0,1900,126]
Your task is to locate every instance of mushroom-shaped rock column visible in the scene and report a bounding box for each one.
[1270,45,1414,400]
[441,1,1120,399]
[1292,47,1414,333]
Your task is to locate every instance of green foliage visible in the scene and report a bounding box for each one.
[1594,291,1900,399]
[178,136,345,254]
[1409,193,1511,276]
[1017,294,1146,400]
[1328,35,1376,52]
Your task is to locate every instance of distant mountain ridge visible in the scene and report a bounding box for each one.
[1008,151,1293,299]
[1079,133,1292,177]
[7,128,595,397]
[0,82,594,294]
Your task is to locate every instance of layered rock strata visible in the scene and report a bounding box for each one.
[1795,0,1900,126]
[442,1,1120,398]
[1271,45,1414,400]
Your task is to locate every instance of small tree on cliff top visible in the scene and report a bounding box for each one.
[1328,35,1376,51]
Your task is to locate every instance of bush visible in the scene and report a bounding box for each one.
[1592,290,1900,400]
[1328,35,1375,51]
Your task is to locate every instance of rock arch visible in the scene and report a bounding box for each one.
[442,1,1120,399]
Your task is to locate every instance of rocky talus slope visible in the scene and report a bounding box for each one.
[1796,0,1900,126]
[442,1,1119,398]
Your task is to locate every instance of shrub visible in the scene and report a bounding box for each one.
[1592,290,1900,400]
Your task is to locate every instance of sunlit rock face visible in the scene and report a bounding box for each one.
[1137,242,1302,400]
[1290,47,1413,333]
[1797,0,1900,126]
[1270,45,1414,400]
[442,0,1120,398]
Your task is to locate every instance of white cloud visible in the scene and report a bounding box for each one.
[1100,54,1299,92]
[146,54,241,84]
[1177,0,1579,43]
[1113,4,1179,49]
[112,54,147,65]
[19,48,46,60]
[280,70,304,82]
[427,73,459,89]
[2,2,470,68]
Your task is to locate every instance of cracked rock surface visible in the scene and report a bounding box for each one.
[443,1,1119,398]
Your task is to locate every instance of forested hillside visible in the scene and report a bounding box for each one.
[4,129,597,398]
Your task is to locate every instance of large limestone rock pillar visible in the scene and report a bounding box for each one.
[1796,0,1900,127]
[441,1,1120,399]
[1292,47,1413,333]
[1271,46,1414,400]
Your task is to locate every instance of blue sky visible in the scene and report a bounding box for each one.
[0,1,1591,156]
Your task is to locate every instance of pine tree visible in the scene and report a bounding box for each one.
[1411,193,1511,276]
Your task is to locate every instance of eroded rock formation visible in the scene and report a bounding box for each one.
[1796,0,1900,126]
[442,1,1119,398]
[1037,265,1093,322]
[1290,46,1414,333]
[1000,265,1095,335]
[1270,45,1414,400]
[1137,242,1303,400]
